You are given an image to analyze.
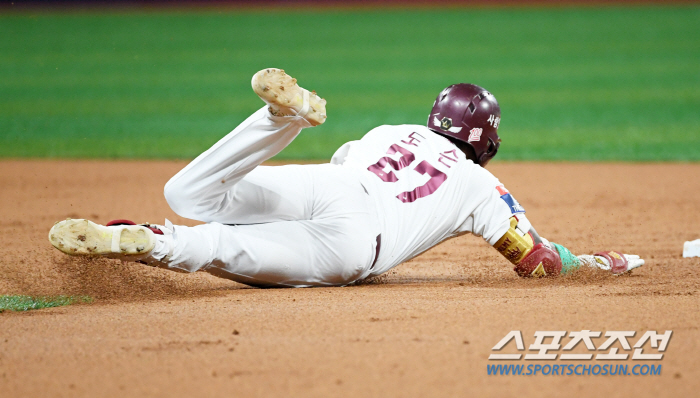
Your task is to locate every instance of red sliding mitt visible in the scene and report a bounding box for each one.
[514,243,562,277]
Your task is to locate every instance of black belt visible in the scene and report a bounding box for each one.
[370,234,381,269]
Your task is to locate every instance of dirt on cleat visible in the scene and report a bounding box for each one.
[48,218,156,260]
[251,68,327,126]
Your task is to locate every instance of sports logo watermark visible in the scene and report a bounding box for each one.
[487,330,672,376]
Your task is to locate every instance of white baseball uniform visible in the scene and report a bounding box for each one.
[150,106,530,287]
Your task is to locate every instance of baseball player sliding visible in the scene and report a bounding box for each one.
[49,68,644,287]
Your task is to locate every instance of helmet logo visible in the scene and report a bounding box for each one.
[440,117,453,131]
[433,116,462,133]
[468,128,483,143]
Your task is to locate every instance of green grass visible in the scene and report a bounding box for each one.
[0,295,92,312]
[1,5,699,161]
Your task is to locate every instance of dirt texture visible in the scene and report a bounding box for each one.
[1,159,699,397]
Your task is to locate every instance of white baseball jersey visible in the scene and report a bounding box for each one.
[332,124,526,276]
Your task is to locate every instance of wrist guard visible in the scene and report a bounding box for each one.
[551,242,582,274]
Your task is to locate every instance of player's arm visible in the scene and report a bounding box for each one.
[493,215,644,277]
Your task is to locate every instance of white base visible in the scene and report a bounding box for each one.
[683,239,700,258]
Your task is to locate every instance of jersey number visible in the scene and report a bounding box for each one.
[367,144,447,203]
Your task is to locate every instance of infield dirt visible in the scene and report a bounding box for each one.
[1,160,699,397]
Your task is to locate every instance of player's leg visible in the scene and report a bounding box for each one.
[170,163,318,225]
[48,215,378,287]
[164,68,326,223]
[164,108,308,223]
[149,216,378,287]
[155,164,381,286]
[49,165,381,287]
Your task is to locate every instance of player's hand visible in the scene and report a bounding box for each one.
[620,254,645,271]
[578,251,644,274]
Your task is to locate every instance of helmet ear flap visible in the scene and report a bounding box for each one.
[478,138,500,167]
[488,138,500,156]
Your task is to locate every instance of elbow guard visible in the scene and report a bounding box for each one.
[494,216,562,277]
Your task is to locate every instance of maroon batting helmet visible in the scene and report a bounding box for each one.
[427,83,501,166]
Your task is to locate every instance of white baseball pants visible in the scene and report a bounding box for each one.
[151,107,381,287]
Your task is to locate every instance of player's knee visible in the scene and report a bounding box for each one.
[163,184,188,217]
[163,182,201,219]
[329,261,366,285]
[328,237,375,285]
[164,178,228,220]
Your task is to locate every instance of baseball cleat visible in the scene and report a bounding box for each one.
[48,218,157,259]
[251,68,327,126]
